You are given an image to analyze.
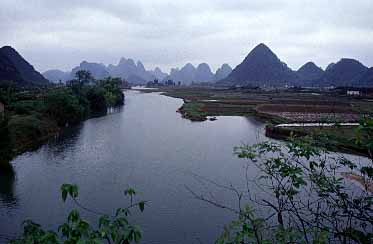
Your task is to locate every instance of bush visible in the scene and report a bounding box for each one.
[215,134,373,243]
[10,100,45,115]
[7,113,58,151]
[11,184,145,244]
[99,78,124,107]
[85,86,107,114]
[44,90,87,126]
[0,118,12,169]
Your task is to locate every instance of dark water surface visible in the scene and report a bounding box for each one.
[0,91,266,244]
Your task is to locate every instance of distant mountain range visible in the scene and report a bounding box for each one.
[42,69,70,83]
[44,58,233,85]
[1,45,372,88]
[0,46,49,86]
[220,43,372,87]
[163,63,232,85]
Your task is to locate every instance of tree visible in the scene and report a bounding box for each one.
[99,77,124,107]
[11,184,146,244]
[86,86,107,114]
[44,90,86,126]
[72,70,94,99]
[190,120,373,244]
[75,70,94,86]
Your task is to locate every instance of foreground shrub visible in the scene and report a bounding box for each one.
[11,184,145,244]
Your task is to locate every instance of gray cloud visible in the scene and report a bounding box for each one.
[1,0,372,72]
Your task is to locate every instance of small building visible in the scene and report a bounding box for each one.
[0,102,4,119]
[347,90,361,96]
[165,79,175,86]
[121,79,131,89]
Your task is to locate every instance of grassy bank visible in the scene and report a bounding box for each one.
[150,86,373,123]
[139,86,373,156]
[265,125,369,156]
[0,77,124,168]
[158,87,286,123]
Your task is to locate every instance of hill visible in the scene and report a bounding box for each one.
[221,43,296,87]
[296,62,324,81]
[71,61,110,80]
[214,64,232,81]
[43,69,70,83]
[322,58,368,86]
[0,46,48,86]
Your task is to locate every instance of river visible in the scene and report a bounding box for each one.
[0,90,267,243]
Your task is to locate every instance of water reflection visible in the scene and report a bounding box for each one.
[45,124,83,157]
[0,165,17,207]
[0,91,266,244]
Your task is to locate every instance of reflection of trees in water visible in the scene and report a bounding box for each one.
[0,165,17,207]
[44,124,83,158]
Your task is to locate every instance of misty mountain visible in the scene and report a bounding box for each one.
[149,67,168,80]
[179,63,197,84]
[221,43,296,87]
[166,63,223,84]
[126,74,147,84]
[107,58,155,83]
[43,69,70,83]
[165,63,196,85]
[0,46,48,86]
[195,63,214,82]
[322,58,368,86]
[71,61,110,80]
[44,57,162,84]
[214,64,232,81]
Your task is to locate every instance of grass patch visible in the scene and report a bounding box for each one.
[179,102,207,121]
[7,113,59,153]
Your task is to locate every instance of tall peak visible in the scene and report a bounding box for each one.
[197,63,211,70]
[299,62,323,71]
[249,43,276,57]
[221,42,295,86]
[137,61,145,69]
[221,63,232,69]
[184,63,195,68]
[1,46,16,52]
[118,57,127,65]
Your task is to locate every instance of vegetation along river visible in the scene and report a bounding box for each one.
[0,91,271,244]
[1,90,368,243]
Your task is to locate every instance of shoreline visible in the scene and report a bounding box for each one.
[137,86,370,157]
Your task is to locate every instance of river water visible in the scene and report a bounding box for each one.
[0,91,267,244]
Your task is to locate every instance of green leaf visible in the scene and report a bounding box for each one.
[134,230,142,243]
[68,209,80,224]
[124,188,136,196]
[99,215,110,228]
[138,201,145,212]
[62,190,68,202]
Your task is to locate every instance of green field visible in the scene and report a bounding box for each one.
[137,86,373,156]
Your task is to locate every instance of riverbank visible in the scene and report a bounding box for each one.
[0,78,124,169]
[265,124,371,156]
[0,89,264,244]
[136,86,373,156]
[147,87,372,122]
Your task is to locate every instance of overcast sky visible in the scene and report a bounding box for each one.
[1,0,373,73]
